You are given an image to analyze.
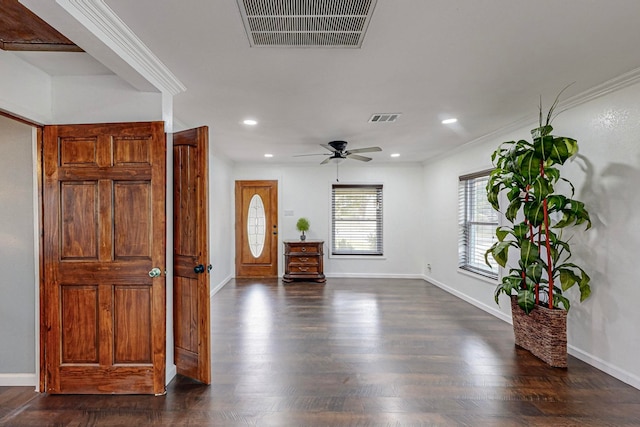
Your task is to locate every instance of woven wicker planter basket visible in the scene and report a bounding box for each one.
[510,296,568,368]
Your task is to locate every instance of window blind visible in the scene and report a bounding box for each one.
[458,172,498,279]
[331,184,383,255]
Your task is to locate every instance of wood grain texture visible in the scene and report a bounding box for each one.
[235,181,278,278]
[6,278,640,425]
[173,127,211,384]
[42,122,166,395]
[0,0,82,51]
[60,285,98,363]
[235,180,278,278]
[283,240,326,283]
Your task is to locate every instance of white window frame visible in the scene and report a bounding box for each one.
[458,170,498,280]
[330,184,383,256]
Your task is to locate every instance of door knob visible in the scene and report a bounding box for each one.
[148,267,162,278]
[194,264,205,274]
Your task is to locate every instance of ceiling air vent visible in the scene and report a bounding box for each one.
[369,113,401,123]
[236,0,377,48]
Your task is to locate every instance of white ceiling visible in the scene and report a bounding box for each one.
[17,0,640,164]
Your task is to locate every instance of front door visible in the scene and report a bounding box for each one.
[43,122,166,394]
[172,127,211,384]
[235,180,278,278]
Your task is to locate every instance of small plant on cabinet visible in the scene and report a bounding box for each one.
[296,217,310,241]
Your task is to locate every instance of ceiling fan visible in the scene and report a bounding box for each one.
[295,140,382,164]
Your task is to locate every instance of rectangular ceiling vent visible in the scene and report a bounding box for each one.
[369,113,401,123]
[237,0,377,48]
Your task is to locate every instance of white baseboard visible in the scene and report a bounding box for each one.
[165,364,177,387]
[423,275,640,391]
[568,344,640,390]
[0,373,36,387]
[210,274,233,298]
[422,274,512,324]
[324,273,425,280]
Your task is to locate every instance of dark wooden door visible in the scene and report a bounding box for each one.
[43,122,166,395]
[172,127,210,384]
[235,180,278,278]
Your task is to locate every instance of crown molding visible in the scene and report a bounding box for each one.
[561,66,640,111]
[56,0,186,95]
[424,65,640,165]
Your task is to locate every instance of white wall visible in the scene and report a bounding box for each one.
[209,144,235,292]
[422,139,506,315]
[52,75,162,124]
[0,116,36,383]
[423,82,640,388]
[233,162,425,278]
[0,52,162,126]
[0,51,52,123]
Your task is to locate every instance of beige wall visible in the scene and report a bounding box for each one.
[0,115,36,378]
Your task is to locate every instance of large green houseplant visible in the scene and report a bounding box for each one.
[485,91,593,366]
[486,92,592,313]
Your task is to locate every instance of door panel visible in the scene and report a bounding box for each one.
[235,180,278,278]
[43,122,166,395]
[114,181,152,258]
[173,127,211,384]
[60,286,98,363]
[114,286,152,363]
[60,181,97,258]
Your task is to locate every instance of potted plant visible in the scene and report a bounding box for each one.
[296,217,310,241]
[485,89,592,367]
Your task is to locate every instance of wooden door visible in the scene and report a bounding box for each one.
[172,127,210,384]
[43,122,166,395]
[235,180,278,278]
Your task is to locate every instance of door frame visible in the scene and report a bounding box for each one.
[0,112,46,391]
[234,180,279,278]
[34,121,173,393]
[0,112,47,391]
[41,122,167,394]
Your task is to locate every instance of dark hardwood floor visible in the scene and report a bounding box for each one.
[2,278,639,426]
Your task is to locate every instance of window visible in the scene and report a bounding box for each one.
[331,184,383,256]
[458,171,498,279]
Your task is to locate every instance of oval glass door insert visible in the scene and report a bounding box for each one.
[247,194,266,258]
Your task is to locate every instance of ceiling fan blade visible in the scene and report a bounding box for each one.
[320,156,333,165]
[293,153,330,157]
[346,154,372,162]
[320,143,337,152]
[346,146,382,154]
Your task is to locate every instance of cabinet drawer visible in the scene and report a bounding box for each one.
[289,264,320,274]
[289,255,319,265]
[287,243,319,254]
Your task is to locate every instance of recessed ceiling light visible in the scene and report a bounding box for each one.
[243,119,258,126]
[390,153,400,158]
[442,118,458,124]
[264,153,273,158]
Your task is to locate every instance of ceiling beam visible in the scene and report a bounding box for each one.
[0,0,82,51]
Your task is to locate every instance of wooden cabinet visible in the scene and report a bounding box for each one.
[283,240,326,283]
